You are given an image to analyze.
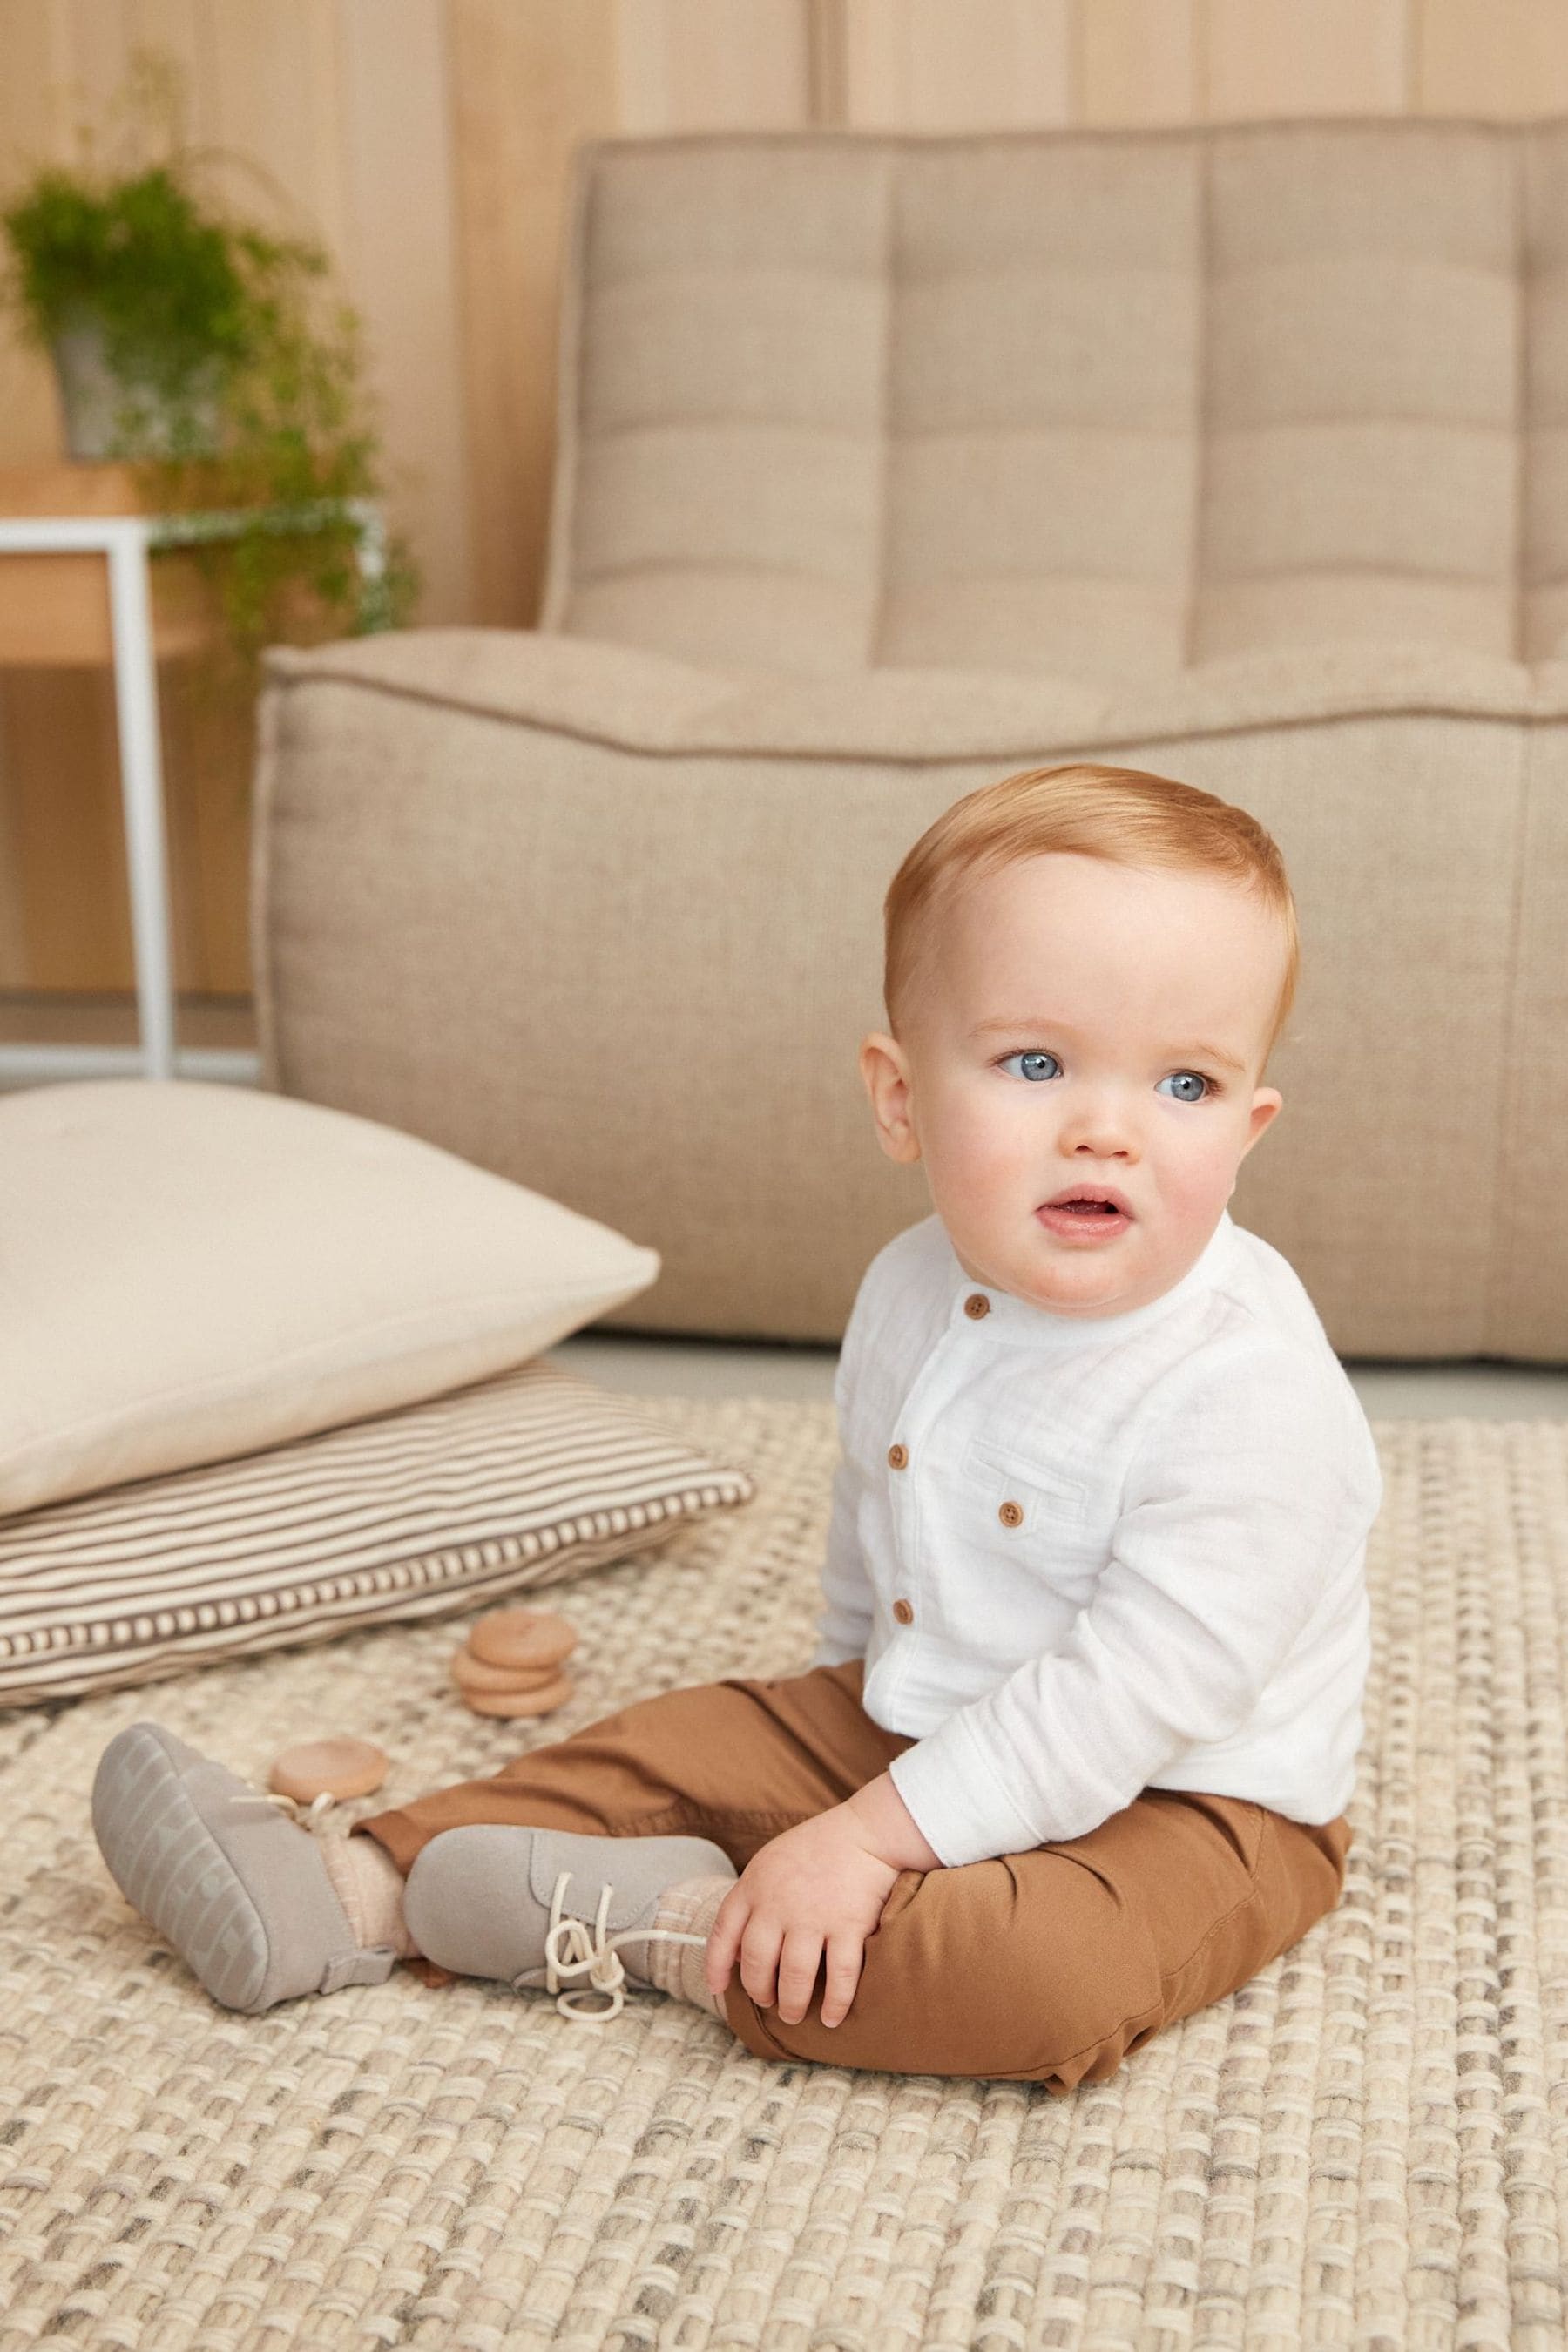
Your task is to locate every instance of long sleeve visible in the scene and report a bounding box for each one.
[808,1281,875,1669]
[887,1346,1371,1867]
[808,1448,875,1667]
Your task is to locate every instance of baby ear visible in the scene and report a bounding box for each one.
[859,1032,923,1164]
[1246,1085,1284,1148]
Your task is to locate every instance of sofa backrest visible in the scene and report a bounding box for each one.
[539,119,1568,681]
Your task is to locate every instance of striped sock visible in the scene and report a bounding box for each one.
[641,1874,732,2018]
[320,1833,421,1958]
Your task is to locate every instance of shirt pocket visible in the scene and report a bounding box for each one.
[925,1434,1106,1661]
[960,1435,1096,1527]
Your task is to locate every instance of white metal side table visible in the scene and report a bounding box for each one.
[0,466,386,1085]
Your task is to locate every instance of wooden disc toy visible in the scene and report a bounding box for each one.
[451,1646,565,1697]
[465,1607,578,1673]
[268,1736,389,1805]
[459,1673,575,1720]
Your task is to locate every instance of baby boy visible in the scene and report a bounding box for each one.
[91,760,1383,2092]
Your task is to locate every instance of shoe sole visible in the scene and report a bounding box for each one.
[92,1722,273,2012]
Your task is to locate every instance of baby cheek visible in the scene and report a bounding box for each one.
[957,1103,1037,1193]
[923,1114,1023,1225]
[1160,1138,1235,1223]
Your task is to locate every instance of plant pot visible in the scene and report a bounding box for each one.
[50,307,224,460]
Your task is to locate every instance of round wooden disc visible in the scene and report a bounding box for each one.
[451,1646,564,1696]
[465,1607,578,1672]
[268,1736,389,1804]
[458,1672,575,1720]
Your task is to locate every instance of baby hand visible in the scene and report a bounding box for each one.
[703,1805,902,2029]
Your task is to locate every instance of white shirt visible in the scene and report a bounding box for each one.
[809,1208,1384,1869]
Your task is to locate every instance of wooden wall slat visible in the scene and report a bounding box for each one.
[611,0,674,132]
[449,0,618,628]
[807,0,851,125]
[335,0,472,625]
[62,0,137,152]
[205,0,348,253]
[838,0,904,128]
[1203,0,1409,119]
[158,658,253,992]
[842,0,1072,130]
[123,0,206,91]
[1076,0,1198,125]
[1417,0,1568,115]
[1,668,133,989]
[0,2,149,995]
[0,722,27,985]
[615,0,811,132]
[0,0,79,463]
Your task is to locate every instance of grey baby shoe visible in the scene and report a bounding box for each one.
[91,1720,401,2014]
[402,1822,737,2024]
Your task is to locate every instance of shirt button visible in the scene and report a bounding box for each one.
[887,1442,908,1469]
[893,1598,915,1625]
[998,1499,1024,1528]
[964,1292,990,1318]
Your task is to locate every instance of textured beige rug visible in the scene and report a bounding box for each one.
[3,1396,1566,2351]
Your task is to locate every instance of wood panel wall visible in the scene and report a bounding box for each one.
[4,0,1568,995]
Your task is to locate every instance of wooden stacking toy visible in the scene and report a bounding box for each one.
[450,1605,578,1718]
[268,1735,390,1805]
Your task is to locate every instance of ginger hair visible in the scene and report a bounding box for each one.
[882,762,1298,1073]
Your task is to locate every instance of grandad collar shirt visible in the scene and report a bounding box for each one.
[810,1208,1385,1868]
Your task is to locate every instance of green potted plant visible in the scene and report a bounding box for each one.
[0,48,418,671]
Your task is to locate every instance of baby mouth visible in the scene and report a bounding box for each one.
[1037,1193,1134,1232]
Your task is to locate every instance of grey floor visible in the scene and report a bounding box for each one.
[547,1331,1568,1418]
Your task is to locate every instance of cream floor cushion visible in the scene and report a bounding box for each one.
[0,1080,662,1516]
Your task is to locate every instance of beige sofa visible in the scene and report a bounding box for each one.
[253,118,1568,1360]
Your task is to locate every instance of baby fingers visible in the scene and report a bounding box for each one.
[821,1932,865,2030]
[703,1885,750,2000]
[738,1915,789,2012]
[774,1929,826,2024]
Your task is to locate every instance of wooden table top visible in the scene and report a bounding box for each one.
[0,463,227,664]
[0,459,232,519]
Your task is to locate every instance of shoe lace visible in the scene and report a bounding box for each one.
[233,1790,339,1831]
[510,1869,710,2024]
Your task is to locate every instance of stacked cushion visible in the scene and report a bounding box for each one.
[0,1082,754,1705]
[0,1360,753,1707]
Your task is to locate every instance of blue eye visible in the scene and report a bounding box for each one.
[996,1051,1215,1101]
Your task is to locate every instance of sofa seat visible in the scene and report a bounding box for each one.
[255,623,1568,1357]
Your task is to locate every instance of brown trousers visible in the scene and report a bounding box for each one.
[355,1658,1351,2093]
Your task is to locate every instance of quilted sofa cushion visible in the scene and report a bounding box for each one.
[541,120,1568,680]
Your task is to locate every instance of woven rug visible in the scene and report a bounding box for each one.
[3,1396,1567,2352]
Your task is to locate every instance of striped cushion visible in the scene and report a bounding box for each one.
[0,1362,754,1707]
